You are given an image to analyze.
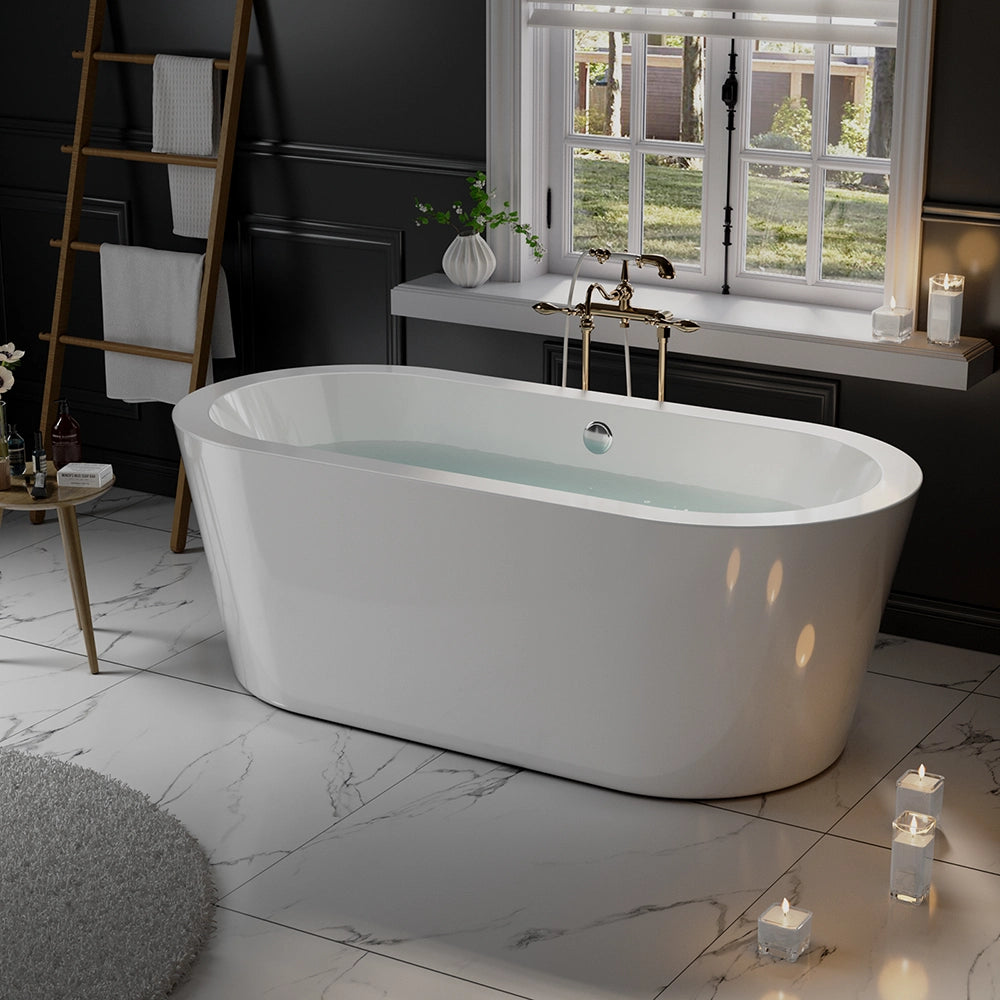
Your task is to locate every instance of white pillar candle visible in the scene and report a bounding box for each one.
[890,811,936,905]
[757,897,812,962]
[872,297,913,343]
[895,764,944,823]
[926,273,964,345]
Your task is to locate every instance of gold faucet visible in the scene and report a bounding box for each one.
[533,248,699,403]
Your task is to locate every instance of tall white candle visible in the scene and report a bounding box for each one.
[927,273,964,345]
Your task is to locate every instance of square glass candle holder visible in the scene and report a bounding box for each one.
[872,302,914,343]
[757,898,812,961]
[927,273,964,345]
[895,766,944,823]
[890,811,936,905]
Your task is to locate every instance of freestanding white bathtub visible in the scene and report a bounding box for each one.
[173,364,921,798]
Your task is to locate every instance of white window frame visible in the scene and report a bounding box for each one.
[487,0,933,317]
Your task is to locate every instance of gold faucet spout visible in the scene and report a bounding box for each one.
[634,253,675,279]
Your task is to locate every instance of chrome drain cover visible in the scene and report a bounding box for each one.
[583,420,613,454]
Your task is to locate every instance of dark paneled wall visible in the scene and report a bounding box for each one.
[0,0,483,492]
[1,2,999,651]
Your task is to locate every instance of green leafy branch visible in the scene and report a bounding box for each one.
[415,171,545,260]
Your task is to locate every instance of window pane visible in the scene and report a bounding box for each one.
[827,47,894,157]
[745,167,810,277]
[643,155,702,266]
[822,170,887,284]
[573,150,630,252]
[646,36,704,142]
[827,50,869,155]
[749,43,815,152]
[573,29,630,138]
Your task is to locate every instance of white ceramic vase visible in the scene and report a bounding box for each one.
[442,232,496,288]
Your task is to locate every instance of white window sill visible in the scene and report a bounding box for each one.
[391,273,994,391]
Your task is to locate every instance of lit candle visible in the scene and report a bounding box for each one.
[890,811,936,905]
[757,896,812,962]
[895,764,944,823]
[926,273,964,345]
[872,296,914,343]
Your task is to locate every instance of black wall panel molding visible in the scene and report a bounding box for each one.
[0,186,131,250]
[882,593,1000,655]
[543,341,840,425]
[239,139,482,176]
[239,214,404,370]
[0,117,481,178]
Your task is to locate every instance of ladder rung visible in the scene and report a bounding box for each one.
[61,144,218,168]
[50,238,101,253]
[39,332,196,364]
[72,50,231,70]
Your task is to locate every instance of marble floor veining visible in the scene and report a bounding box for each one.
[1,487,999,999]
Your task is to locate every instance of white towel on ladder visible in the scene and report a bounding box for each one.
[152,54,220,238]
[100,244,235,405]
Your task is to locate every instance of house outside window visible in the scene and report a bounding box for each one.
[488,1,933,315]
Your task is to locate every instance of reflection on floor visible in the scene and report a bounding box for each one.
[2,488,999,999]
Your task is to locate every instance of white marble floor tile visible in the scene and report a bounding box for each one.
[224,752,820,1000]
[73,485,155,519]
[707,672,966,831]
[173,907,526,1000]
[976,667,1000,698]
[96,490,201,535]
[0,669,441,894]
[0,634,135,741]
[661,834,1000,1000]
[0,507,64,557]
[147,631,244,693]
[869,633,1000,689]
[0,517,221,668]
[832,692,1000,874]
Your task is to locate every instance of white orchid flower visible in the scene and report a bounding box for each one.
[0,343,24,363]
[0,367,13,393]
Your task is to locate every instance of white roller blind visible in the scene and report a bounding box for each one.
[527,2,898,47]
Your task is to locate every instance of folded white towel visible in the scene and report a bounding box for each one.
[100,244,235,405]
[152,54,220,239]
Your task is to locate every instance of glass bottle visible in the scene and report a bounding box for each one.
[7,422,25,476]
[51,398,83,469]
[0,399,9,489]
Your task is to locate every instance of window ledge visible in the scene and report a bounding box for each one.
[391,273,994,391]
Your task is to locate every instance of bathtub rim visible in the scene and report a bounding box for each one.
[173,364,922,529]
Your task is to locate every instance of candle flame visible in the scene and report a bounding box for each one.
[889,295,897,309]
[781,898,790,916]
[918,763,926,779]
[909,815,918,835]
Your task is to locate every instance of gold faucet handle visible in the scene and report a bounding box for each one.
[672,319,700,333]
[588,247,612,264]
[533,301,578,316]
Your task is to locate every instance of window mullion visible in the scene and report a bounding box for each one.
[555,26,574,265]
[806,42,832,285]
[628,33,647,255]
[732,37,754,284]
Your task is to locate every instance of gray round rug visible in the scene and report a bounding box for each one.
[0,750,216,1000]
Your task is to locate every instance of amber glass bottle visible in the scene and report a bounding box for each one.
[51,398,83,469]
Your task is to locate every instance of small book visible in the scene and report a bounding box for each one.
[56,462,114,488]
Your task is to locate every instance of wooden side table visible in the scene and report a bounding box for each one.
[0,470,115,674]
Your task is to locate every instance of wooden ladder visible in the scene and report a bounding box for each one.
[38,0,252,553]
